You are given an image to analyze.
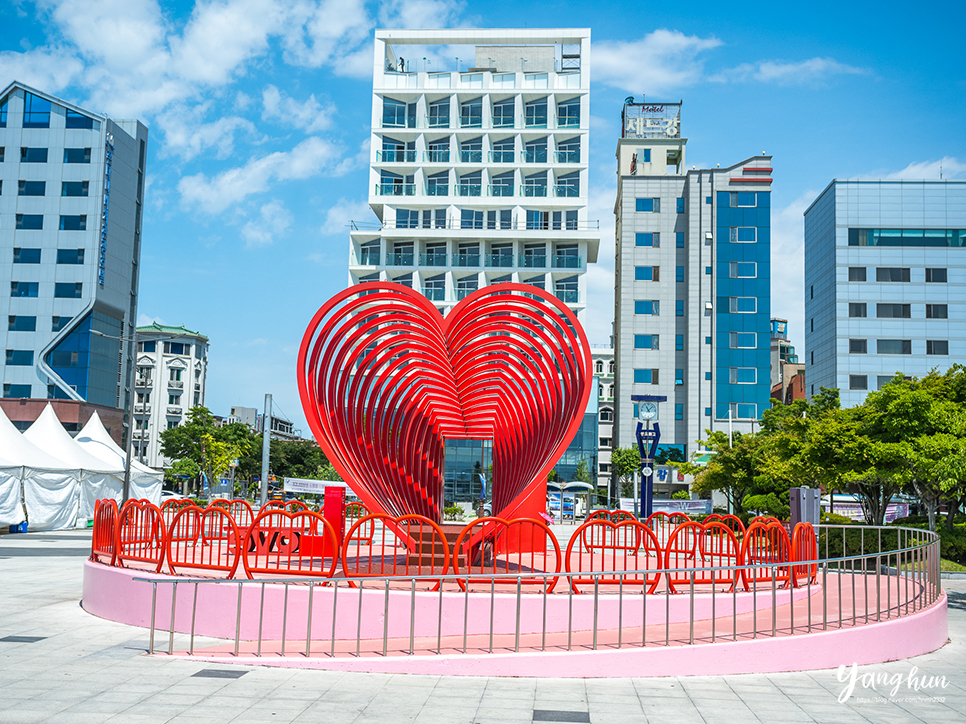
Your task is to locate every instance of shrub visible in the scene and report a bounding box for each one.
[442,504,465,521]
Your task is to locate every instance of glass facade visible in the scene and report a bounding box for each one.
[44,310,122,405]
[443,438,492,504]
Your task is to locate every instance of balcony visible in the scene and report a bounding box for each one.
[553,255,582,269]
[492,115,515,129]
[166,405,182,415]
[454,253,480,267]
[521,184,548,197]
[422,287,446,301]
[458,115,482,129]
[554,150,580,163]
[485,253,514,268]
[375,149,416,163]
[522,149,549,164]
[424,150,450,163]
[132,430,147,439]
[488,150,515,163]
[554,184,580,198]
[387,252,414,266]
[426,114,450,129]
[134,377,151,388]
[374,183,416,196]
[426,184,449,197]
[556,115,581,128]
[488,184,515,197]
[168,379,184,389]
[456,288,477,300]
[519,254,547,268]
[456,183,482,197]
[459,150,483,163]
[555,289,579,303]
[134,403,151,414]
[525,114,548,129]
[194,383,201,392]
[358,251,380,265]
[419,252,448,266]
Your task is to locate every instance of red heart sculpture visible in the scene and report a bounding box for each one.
[298,283,591,522]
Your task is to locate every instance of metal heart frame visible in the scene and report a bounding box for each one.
[298,283,592,522]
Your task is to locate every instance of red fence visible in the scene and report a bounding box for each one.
[91,502,821,591]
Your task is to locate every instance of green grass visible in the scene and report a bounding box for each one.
[941,558,966,572]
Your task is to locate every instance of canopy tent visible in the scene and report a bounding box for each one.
[0,405,82,530]
[22,404,124,526]
[75,412,162,509]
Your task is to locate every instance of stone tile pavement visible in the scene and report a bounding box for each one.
[1,529,963,723]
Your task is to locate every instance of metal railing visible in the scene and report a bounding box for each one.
[453,253,481,267]
[553,255,582,269]
[555,289,580,303]
[456,183,482,197]
[135,525,941,659]
[419,253,447,266]
[375,150,416,163]
[519,254,547,268]
[484,253,514,267]
[387,253,414,266]
[374,183,416,196]
[351,219,601,232]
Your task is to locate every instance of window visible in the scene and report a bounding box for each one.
[730,227,756,243]
[51,316,70,332]
[556,98,580,127]
[927,340,949,355]
[730,368,757,384]
[675,404,684,420]
[729,192,757,207]
[599,408,614,423]
[676,266,684,282]
[848,303,867,318]
[848,267,866,282]
[731,403,758,419]
[20,147,48,163]
[676,300,684,316]
[2,384,31,398]
[635,266,659,281]
[635,232,659,247]
[11,282,38,298]
[925,268,947,283]
[638,149,651,162]
[926,304,948,319]
[13,248,41,264]
[730,262,757,278]
[49,350,78,367]
[730,332,757,348]
[62,181,89,197]
[675,369,684,386]
[5,349,33,365]
[459,97,482,128]
[599,437,612,448]
[876,267,910,283]
[18,180,46,196]
[53,281,82,298]
[524,98,547,127]
[850,228,966,247]
[16,214,43,230]
[65,109,93,129]
[877,376,896,390]
[636,198,660,212]
[676,198,684,213]
[849,375,868,391]
[849,339,868,354]
[170,368,183,381]
[56,249,85,264]
[676,334,684,351]
[706,197,712,204]
[64,148,92,164]
[168,394,181,405]
[730,297,757,313]
[23,92,51,128]
[167,421,179,430]
[634,369,659,384]
[0,97,6,127]
[492,98,514,128]
[595,360,604,374]
[877,339,912,355]
[810,318,814,333]
[8,315,36,331]
[164,342,187,355]
[634,334,659,349]
[810,286,814,300]
[876,303,911,319]
[634,300,659,315]
[676,232,684,248]
[706,266,712,275]
[59,215,87,230]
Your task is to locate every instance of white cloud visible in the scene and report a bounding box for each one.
[881,156,966,180]
[137,313,167,326]
[378,0,464,29]
[241,199,293,246]
[0,46,85,95]
[156,103,258,161]
[178,136,343,214]
[711,57,868,85]
[594,29,723,95]
[262,84,334,133]
[769,191,816,354]
[322,196,376,236]
[280,0,372,76]
[582,184,619,347]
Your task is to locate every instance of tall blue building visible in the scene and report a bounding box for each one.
[613,101,772,457]
[804,179,966,407]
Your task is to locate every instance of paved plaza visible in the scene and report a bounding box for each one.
[0,529,963,723]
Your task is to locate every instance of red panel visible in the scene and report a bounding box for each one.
[166,506,242,578]
[297,284,592,522]
[729,178,773,183]
[451,517,560,592]
[116,499,166,572]
[90,499,118,566]
[564,519,662,594]
[242,510,338,579]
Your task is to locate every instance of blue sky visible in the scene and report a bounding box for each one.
[2,0,964,435]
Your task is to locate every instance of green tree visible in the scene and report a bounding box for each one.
[160,406,256,495]
[611,446,641,498]
[680,431,769,514]
[316,461,343,481]
[573,458,593,483]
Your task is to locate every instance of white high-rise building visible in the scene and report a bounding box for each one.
[0,82,147,437]
[613,101,773,461]
[348,29,598,318]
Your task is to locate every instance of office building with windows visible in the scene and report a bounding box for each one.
[613,101,772,457]
[593,348,614,491]
[133,323,208,469]
[804,179,966,407]
[348,29,598,319]
[0,82,147,439]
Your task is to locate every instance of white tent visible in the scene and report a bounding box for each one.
[0,448,24,529]
[22,404,124,527]
[0,406,81,530]
[76,411,162,509]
